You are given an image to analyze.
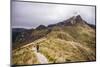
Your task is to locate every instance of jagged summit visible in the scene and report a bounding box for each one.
[76,15,82,20]
[75,15,84,23]
[47,15,89,28]
[56,15,86,26]
[65,15,84,24]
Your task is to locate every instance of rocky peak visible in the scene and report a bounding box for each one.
[66,15,85,24]
[75,15,83,22]
[36,15,87,29]
[56,15,86,26]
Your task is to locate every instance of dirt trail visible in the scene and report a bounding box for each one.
[32,47,48,64]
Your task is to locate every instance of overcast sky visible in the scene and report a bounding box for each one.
[12,1,96,29]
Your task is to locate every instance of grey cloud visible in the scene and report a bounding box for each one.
[12,1,95,29]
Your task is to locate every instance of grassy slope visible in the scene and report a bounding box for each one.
[12,44,39,65]
[12,24,96,64]
[34,24,96,63]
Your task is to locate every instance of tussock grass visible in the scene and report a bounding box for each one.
[12,46,39,65]
[32,25,96,63]
[34,37,95,63]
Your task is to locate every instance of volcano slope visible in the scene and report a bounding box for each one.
[12,15,96,65]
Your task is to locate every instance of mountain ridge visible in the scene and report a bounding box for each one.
[12,15,96,65]
[12,15,95,49]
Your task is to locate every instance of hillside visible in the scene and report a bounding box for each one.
[12,15,96,65]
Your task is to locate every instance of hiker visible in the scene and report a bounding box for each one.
[36,44,39,52]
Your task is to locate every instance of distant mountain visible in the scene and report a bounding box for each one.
[12,28,27,32]
[36,25,47,30]
[12,15,96,65]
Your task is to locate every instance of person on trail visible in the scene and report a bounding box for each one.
[36,44,39,52]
